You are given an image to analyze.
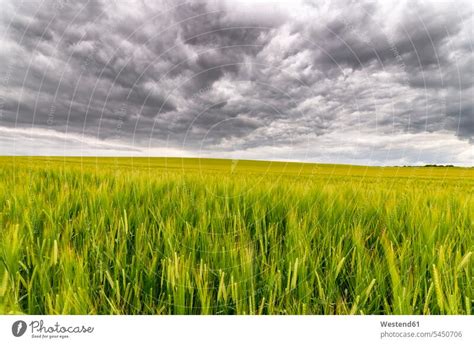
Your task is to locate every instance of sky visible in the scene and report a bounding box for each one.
[0,0,472,165]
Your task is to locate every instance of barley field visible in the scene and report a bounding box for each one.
[0,157,472,315]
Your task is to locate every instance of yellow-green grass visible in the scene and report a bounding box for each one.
[0,156,472,314]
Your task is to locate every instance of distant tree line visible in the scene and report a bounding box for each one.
[422,164,455,167]
[394,164,474,168]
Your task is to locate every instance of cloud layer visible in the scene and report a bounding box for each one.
[0,0,472,165]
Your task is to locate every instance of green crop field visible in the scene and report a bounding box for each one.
[0,156,472,315]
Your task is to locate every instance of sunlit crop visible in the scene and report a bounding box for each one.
[1,157,472,314]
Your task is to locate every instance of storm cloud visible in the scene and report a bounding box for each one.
[0,0,472,165]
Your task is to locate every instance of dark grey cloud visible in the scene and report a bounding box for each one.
[0,0,472,164]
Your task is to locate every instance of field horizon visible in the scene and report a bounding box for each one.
[2,155,473,168]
